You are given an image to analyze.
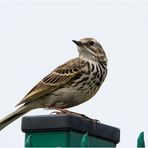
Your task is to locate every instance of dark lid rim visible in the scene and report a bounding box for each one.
[21,114,120,144]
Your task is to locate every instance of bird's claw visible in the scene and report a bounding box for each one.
[49,108,100,123]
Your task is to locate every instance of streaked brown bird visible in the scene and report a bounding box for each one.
[0,38,107,130]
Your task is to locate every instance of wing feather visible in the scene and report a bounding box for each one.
[16,58,86,106]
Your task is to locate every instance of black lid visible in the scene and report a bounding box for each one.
[21,114,120,144]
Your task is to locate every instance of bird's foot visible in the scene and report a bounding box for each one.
[49,107,100,123]
[49,107,70,114]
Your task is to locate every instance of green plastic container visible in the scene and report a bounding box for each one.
[22,114,120,147]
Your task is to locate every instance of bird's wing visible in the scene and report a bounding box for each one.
[16,58,86,106]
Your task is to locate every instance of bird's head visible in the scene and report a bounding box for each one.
[72,38,107,62]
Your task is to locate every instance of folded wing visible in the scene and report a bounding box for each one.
[16,58,86,106]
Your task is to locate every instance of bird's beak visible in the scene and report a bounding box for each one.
[72,40,82,46]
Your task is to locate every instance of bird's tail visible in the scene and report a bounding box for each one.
[0,105,31,130]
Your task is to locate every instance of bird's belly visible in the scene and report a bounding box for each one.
[44,81,99,108]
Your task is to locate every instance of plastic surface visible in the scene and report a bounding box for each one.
[22,114,120,144]
[25,131,115,147]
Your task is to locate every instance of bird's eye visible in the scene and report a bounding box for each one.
[88,41,95,46]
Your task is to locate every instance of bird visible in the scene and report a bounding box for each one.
[0,37,107,130]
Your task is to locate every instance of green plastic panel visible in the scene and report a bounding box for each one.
[25,131,115,147]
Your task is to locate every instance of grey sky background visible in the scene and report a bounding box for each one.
[0,1,148,147]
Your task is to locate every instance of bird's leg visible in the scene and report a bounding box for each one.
[49,107,99,122]
[49,107,69,115]
[49,107,83,116]
[65,110,90,119]
[66,111,100,123]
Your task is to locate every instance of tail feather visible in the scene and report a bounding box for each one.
[0,105,31,130]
